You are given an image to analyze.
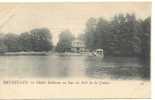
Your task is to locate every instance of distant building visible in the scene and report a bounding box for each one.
[71,39,86,53]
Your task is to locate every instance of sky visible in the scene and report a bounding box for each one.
[0,2,151,45]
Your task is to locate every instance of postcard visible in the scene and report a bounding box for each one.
[0,2,151,99]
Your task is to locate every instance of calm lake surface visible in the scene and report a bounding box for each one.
[0,55,143,79]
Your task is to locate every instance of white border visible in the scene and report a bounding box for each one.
[151,0,154,100]
[0,0,152,3]
[0,0,152,100]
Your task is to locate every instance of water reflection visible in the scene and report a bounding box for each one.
[0,55,143,79]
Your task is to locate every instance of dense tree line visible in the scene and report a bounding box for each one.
[55,13,150,61]
[84,14,150,58]
[0,28,53,52]
[84,14,150,78]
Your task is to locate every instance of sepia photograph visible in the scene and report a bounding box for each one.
[0,2,151,99]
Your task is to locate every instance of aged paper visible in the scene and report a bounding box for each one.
[0,2,151,99]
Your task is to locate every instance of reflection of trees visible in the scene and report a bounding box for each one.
[33,56,69,77]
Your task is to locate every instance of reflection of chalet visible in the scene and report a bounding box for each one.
[71,39,86,53]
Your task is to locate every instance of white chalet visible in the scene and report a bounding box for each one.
[71,39,86,53]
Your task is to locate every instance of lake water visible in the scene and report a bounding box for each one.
[0,55,143,79]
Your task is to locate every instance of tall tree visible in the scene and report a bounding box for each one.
[18,32,32,51]
[95,18,111,55]
[83,14,150,58]
[56,30,74,52]
[0,35,7,53]
[84,18,97,51]
[140,17,151,63]
[3,33,20,52]
[30,28,53,51]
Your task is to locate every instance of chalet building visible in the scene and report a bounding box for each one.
[71,39,86,53]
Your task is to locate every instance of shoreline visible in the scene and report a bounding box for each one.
[0,51,49,56]
[0,51,95,56]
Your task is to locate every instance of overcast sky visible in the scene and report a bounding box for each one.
[0,2,151,45]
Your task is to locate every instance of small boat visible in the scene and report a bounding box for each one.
[92,49,104,57]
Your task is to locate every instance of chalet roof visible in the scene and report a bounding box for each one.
[71,39,85,48]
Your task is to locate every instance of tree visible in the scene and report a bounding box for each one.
[138,17,151,78]
[3,33,20,52]
[83,14,150,57]
[18,32,32,51]
[95,18,111,55]
[140,17,151,63]
[30,28,53,51]
[77,33,85,41]
[0,35,7,53]
[108,14,142,56]
[56,30,74,52]
[84,18,97,51]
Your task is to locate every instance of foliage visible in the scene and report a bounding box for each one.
[0,36,7,53]
[84,14,150,58]
[56,30,74,52]
[3,33,21,52]
[30,28,53,51]
[18,32,32,51]
[0,28,53,52]
[84,14,151,79]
